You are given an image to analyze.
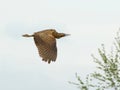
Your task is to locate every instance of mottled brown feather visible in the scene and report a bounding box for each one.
[33,30,57,63]
[23,29,69,64]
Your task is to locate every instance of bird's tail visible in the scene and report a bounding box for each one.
[22,34,34,37]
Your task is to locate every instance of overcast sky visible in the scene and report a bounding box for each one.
[0,0,120,90]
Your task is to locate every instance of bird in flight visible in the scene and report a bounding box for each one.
[22,29,70,64]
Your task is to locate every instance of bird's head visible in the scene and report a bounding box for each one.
[52,30,70,39]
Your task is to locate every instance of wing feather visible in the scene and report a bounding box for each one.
[33,32,57,63]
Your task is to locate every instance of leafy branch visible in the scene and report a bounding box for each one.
[70,30,120,90]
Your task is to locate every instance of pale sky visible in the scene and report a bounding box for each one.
[0,0,120,90]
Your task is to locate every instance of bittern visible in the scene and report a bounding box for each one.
[22,29,69,64]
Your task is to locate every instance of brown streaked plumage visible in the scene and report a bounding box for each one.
[22,29,70,64]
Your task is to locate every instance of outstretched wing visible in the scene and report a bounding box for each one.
[33,32,57,63]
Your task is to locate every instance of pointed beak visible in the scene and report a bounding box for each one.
[65,34,70,36]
